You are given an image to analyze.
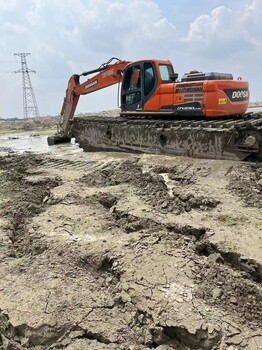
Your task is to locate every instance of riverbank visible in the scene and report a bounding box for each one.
[0,116,58,134]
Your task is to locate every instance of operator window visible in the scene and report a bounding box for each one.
[130,66,141,89]
[125,91,141,106]
[159,64,174,81]
[123,65,141,91]
[144,62,155,95]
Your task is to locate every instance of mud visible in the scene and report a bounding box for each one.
[82,159,220,215]
[227,163,262,208]
[0,151,261,349]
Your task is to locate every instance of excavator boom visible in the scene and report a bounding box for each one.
[47,57,130,145]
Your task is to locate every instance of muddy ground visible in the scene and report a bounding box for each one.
[0,150,261,349]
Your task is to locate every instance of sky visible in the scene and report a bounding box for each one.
[0,0,261,118]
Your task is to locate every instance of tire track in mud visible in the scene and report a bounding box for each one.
[40,157,117,173]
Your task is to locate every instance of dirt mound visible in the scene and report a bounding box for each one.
[0,152,43,171]
[195,256,262,326]
[82,159,219,214]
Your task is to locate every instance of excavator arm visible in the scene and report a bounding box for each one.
[47,57,130,145]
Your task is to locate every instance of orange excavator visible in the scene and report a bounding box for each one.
[48,57,262,160]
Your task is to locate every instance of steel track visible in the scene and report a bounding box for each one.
[72,112,262,161]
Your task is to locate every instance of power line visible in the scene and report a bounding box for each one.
[0,72,18,83]
[14,53,40,119]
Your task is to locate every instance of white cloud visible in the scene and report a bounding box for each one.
[242,0,262,46]
[183,6,253,58]
[2,22,27,34]
[244,0,262,21]
[25,0,45,26]
[0,0,178,116]
[0,0,17,12]
[178,0,262,101]
[0,0,262,117]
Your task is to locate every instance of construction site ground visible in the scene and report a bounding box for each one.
[0,133,262,349]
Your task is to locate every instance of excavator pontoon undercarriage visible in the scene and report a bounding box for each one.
[72,112,262,161]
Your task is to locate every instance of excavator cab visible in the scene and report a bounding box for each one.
[121,60,174,112]
[121,59,249,118]
[121,59,187,115]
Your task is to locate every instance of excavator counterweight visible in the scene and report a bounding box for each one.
[48,57,262,161]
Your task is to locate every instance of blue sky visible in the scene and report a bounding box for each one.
[0,0,261,118]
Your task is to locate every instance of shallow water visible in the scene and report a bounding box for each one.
[0,131,81,155]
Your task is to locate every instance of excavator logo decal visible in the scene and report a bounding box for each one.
[224,88,249,102]
[84,80,98,90]
[232,91,249,99]
[102,69,114,78]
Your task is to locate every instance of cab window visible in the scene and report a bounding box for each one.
[125,92,141,106]
[159,64,174,81]
[144,62,155,95]
[123,65,141,91]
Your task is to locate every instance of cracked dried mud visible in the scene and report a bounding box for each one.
[0,151,261,349]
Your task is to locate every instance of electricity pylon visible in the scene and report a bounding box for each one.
[14,53,40,119]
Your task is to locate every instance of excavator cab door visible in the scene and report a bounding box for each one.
[121,61,157,112]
